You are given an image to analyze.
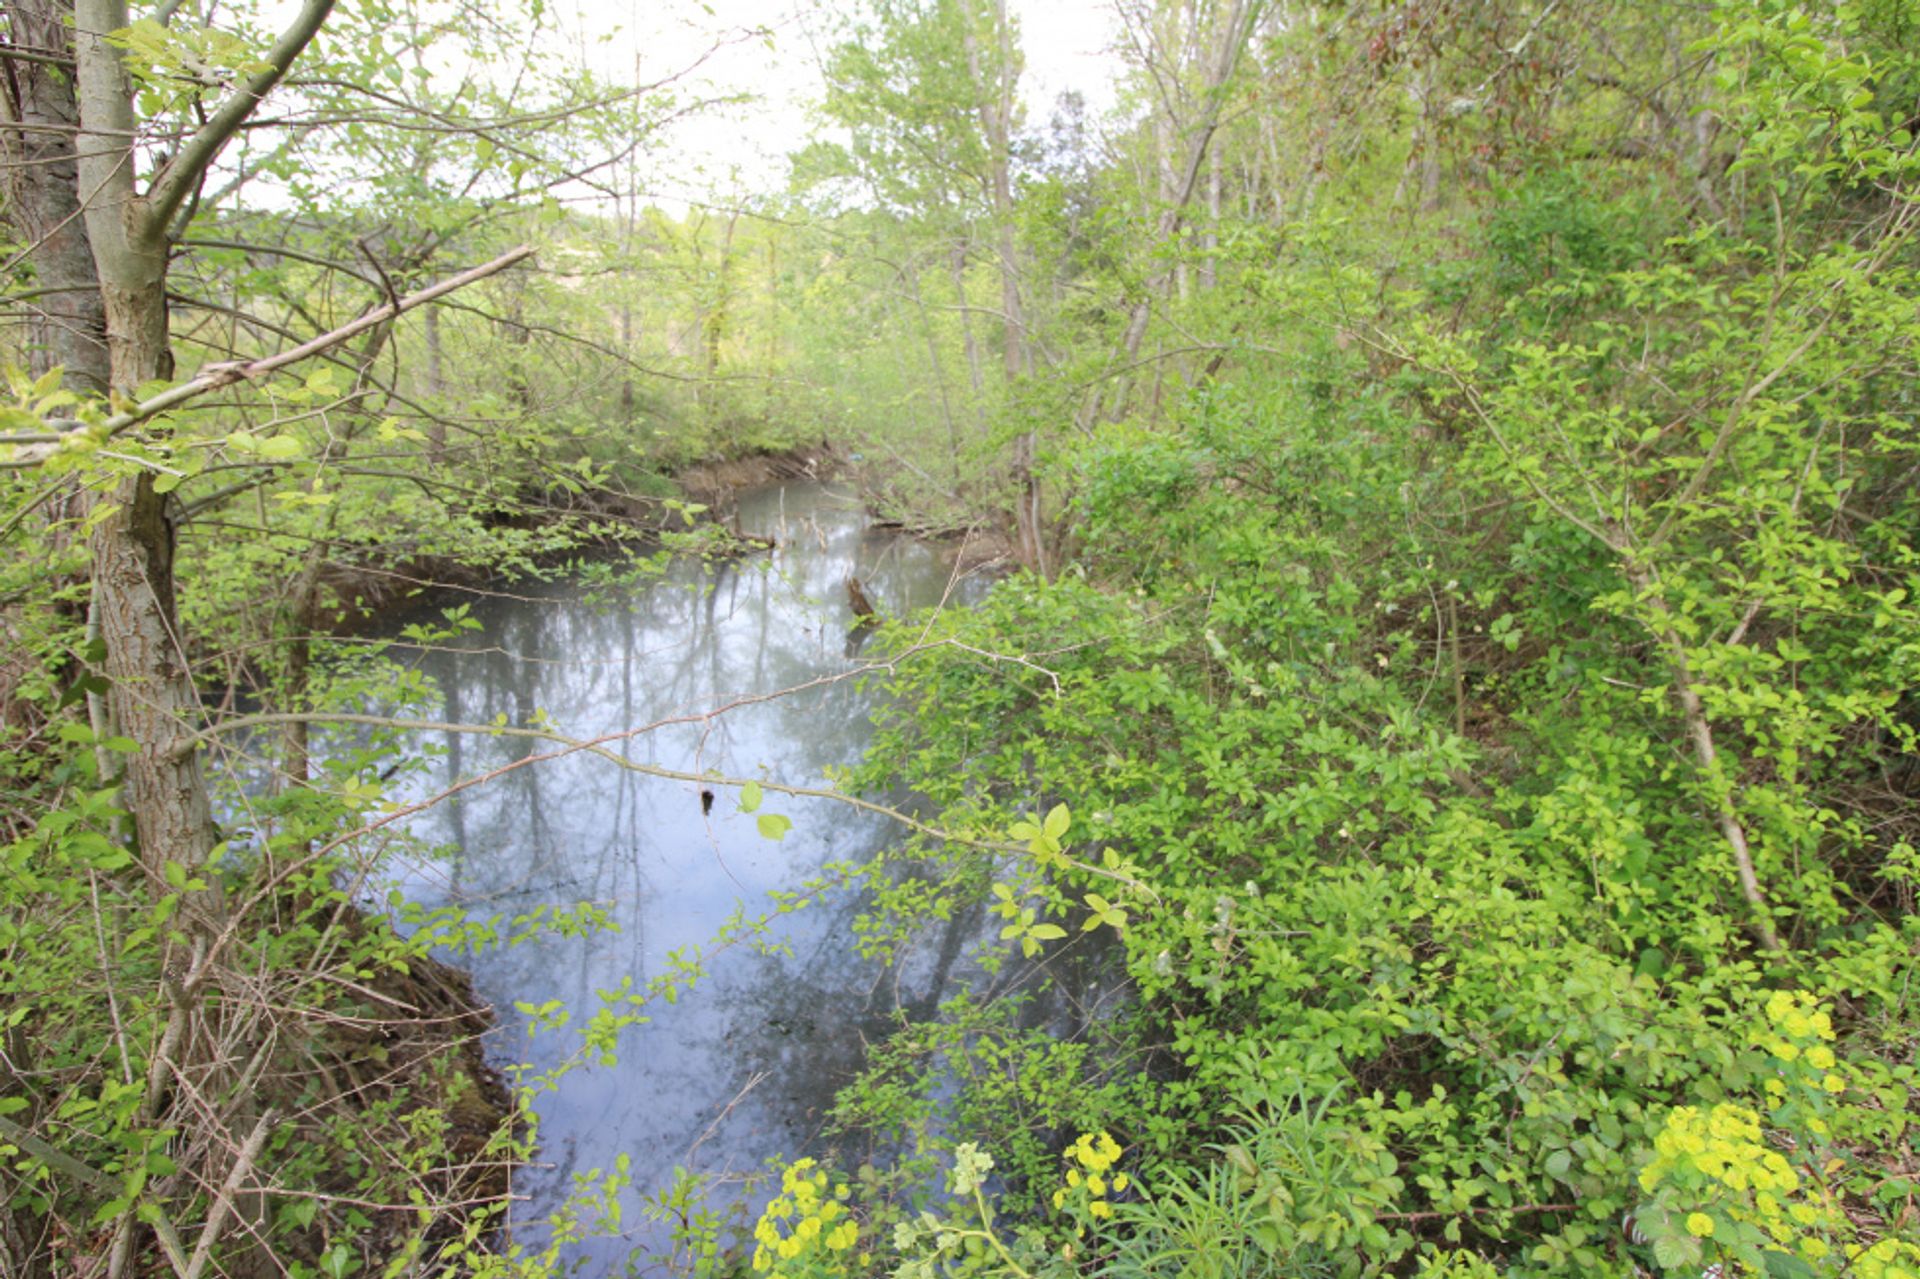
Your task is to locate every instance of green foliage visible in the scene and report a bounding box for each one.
[9,0,1920,1276]
[812,6,1920,1276]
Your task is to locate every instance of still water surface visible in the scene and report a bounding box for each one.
[386,484,1102,1268]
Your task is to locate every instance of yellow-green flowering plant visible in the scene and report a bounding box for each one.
[750,1158,865,1277]
[1632,991,1918,1277]
[1049,1131,1132,1228]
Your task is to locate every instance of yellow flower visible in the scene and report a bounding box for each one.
[1802,1238,1830,1261]
[1086,1176,1106,1196]
[826,1222,858,1252]
[1089,1200,1112,1219]
[1822,1075,1846,1094]
[1789,1203,1820,1225]
[1687,1213,1716,1238]
[1051,1189,1066,1210]
[1806,1046,1836,1070]
[1066,1169,1081,1188]
[1113,1172,1130,1192]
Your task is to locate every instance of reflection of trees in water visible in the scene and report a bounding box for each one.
[377,485,1034,1263]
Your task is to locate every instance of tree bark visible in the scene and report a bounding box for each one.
[0,0,109,393]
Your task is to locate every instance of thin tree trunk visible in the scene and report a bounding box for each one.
[1627,564,1782,952]
[962,0,1043,574]
[1098,0,1259,423]
[66,4,333,1274]
[1200,146,1221,291]
[425,302,447,459]
[948,237,988,435]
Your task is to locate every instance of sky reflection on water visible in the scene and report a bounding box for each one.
[384,484,1110,1268]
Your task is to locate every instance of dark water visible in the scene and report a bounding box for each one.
[384,484,1112,1268]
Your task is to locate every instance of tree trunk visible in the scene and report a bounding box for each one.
[10,1,341,1273]
[425,302,447,459]
[961,0,1043,574]
[1199,146,1221,291]
[1098,0,1258,423]
[948,237,988,434]
[74,0,216,899]
[905,264,964,486]
[0,0,109,394]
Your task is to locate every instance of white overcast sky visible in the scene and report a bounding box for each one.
[550,0,1126,205]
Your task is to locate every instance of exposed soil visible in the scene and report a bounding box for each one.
[674,443,842,503]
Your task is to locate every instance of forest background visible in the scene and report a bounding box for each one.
[2,0,1919,1277]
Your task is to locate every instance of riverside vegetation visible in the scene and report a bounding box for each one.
[2,0,1919,1276]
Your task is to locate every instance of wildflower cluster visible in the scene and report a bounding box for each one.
[1050,1131,1130,1224]
[1637,1102,1819,1256]
[750,1158,861,1276]
[1755,990,1845,1136]
[1848,1238,1920,1279]
[1630,990,1914,1277]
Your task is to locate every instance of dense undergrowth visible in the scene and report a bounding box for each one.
[6,0,1920,1275]
[797,3,1920,1276]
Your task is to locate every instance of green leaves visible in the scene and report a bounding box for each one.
[1009,804,1071,868]
[756,813,792,842]
[739,780,763,813]
[223,430,303,462]
[998,906,1066,958]
[1080,893,1126,934]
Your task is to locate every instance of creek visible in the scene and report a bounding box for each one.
[383,482,1112,1268]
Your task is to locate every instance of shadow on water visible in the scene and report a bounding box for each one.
[381,483,1120,1268]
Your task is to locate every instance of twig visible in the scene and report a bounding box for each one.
[182,1107,279,1279]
